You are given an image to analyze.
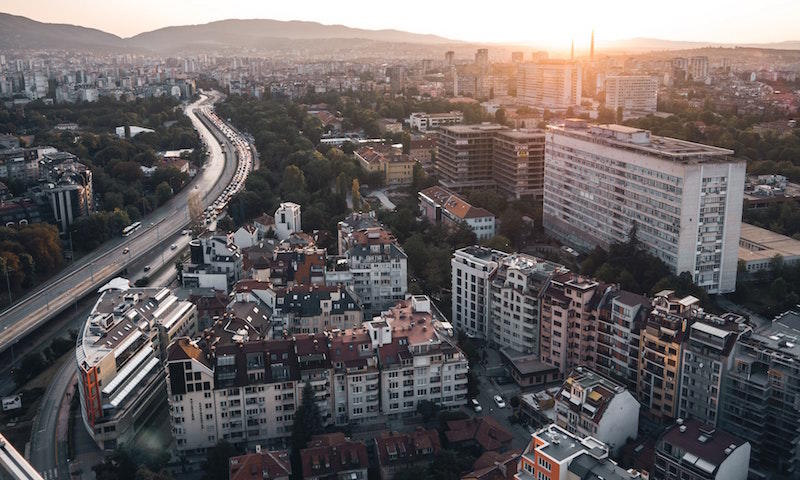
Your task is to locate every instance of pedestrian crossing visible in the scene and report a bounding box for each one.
[41,467,57,480]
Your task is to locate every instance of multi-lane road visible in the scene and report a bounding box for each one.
[0,90,237,355]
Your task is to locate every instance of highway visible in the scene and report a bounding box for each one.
[0,90,237,355]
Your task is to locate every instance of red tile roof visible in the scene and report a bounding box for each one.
[229,450,291,480]
[445,417,513,452]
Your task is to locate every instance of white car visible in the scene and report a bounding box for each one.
[493,395,506,408]
[471,399,482,413]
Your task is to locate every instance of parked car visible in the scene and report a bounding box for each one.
[471,398,482,413]
[143,265,151,272]
[493,395,506,408]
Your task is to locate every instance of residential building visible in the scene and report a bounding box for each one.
[515,424,641,480]
[604,76,658,114]
[374,429,441,480]
[444,416,513,453]
[268,284,362,335]
[594,289,650,391]
[40,151,94,233]
[637,291,695,421]
[229,448,291,480]
[76,284,197,450]
[489,254,567,355]
[654,419,750,480]
[555,367,640,454]
[343,227,407,316]
[375,296,469,415]
[688,56,709,81]
[543,120,746,294]
[719,310,800,474]
[274,202,301,241]
[540,272,605,375]
[492,129,546,200]
[451,246,507,339]
[678,317,746,427]
[336,211,381,256]
[184,234,243,293]
[329,327,381,425]
[408,111,464,131]
[0,147,38,183]
[301,433,368,480]
[232,224,259,249]
[505,353,561,389]
[418,186,496,240]
[355,145,415,186]
[462,450,521,480]
[517,60,582,110]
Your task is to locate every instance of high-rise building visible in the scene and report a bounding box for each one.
[688,56,709,81]
[451,246,507,339]
[445,51,455,67]
[604,75,658,114]
[76,285,198,450]
[489,254,567,355]
[543,120,745,294]
[436,125,546,200]
[517,60,582,110]
[594,289,650,391]
[475,49,489,70]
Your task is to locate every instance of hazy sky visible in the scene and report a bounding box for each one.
[3,0,799,48]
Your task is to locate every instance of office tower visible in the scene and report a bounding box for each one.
[543,120,745,294]
[489,254,567,355]
[517,60,582,109]
[451,246,507,339]
[604,75,658,113]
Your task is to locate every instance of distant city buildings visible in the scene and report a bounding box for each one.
[604,75,658,114]
[418,185,496,240]
[517,60,582,110]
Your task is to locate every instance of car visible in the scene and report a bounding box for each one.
[471,399,482,413]
[493,395,506,408]
[143,265,151,272]
[122,247,129,254]
[170,244,178,250]
[182,229,191,235]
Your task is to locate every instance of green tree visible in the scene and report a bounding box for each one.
[201,441,240,480]
[155,182,173,205]
[351,178,362,211]
[290,383,324,479]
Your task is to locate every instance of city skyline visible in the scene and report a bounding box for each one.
[2,0,800,48]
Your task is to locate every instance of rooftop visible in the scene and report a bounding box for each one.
[659,419,748,475]
[530,424,608,464]
[739,222,800,263]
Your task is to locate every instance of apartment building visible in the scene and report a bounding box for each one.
[719,310,800,475]
[555,367,640,454]
[229,448,291,480]
[654,419,750,480]
[274,202,301,241]
[268,284,363,335]
[492,129,546,200]
[678,316,746,427]
[408,111,464,131]
[76,285,197,450]
[184,234,243,293]
[688,56,709,81]
[594,289,650,392]
[167,296,468,455]
[517,60,582,110]
[375,296,470,416]
[436,124,546,200]
[489,254,567,355]
[451,246,507,339]
[418,185,496,240]
[374,429,441,480]
[540,272,606,375]
[515,424,643,480]
[604,75,658,114]
[543,120,745,294]
[343,227,407,316]
[637,291,696,421]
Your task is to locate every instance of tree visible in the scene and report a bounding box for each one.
[175,261,184,283]
[394,465,432,480]
[481,235,512,252]
[351,178,362,211]
[155,182,173,205]
[616,106,624,123]
[188,191,203,226]
[201,441,240,480]
[216,216,235,232]
[494,108,507,125]
[416,399,440,421]
[290,383,324,479]
[429,450,475,480]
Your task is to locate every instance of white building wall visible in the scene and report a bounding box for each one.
[594,392,640,454]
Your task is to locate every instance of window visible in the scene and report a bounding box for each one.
[538,457,551,471]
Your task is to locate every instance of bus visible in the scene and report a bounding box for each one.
[122,221,142,237]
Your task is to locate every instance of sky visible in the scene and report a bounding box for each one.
[3,0,799,48]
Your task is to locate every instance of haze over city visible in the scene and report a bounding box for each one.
[2,0,800,47]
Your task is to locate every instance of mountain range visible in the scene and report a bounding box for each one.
[1,12,799,54]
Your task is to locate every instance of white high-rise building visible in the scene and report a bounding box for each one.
[517,60,582,110]
[274,202,301,240]
[451,246,507,339]
[604,75,658,114]
[543,120,745,294]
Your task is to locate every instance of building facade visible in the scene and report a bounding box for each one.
[344,227,407,316]
[543,120,746,294]
[654,419,750,480]
[517,60,582,110]
[418,186,496,240]
[604,75,658,114]
[451,246,506,339]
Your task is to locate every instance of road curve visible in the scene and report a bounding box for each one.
[0,91,236,354]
